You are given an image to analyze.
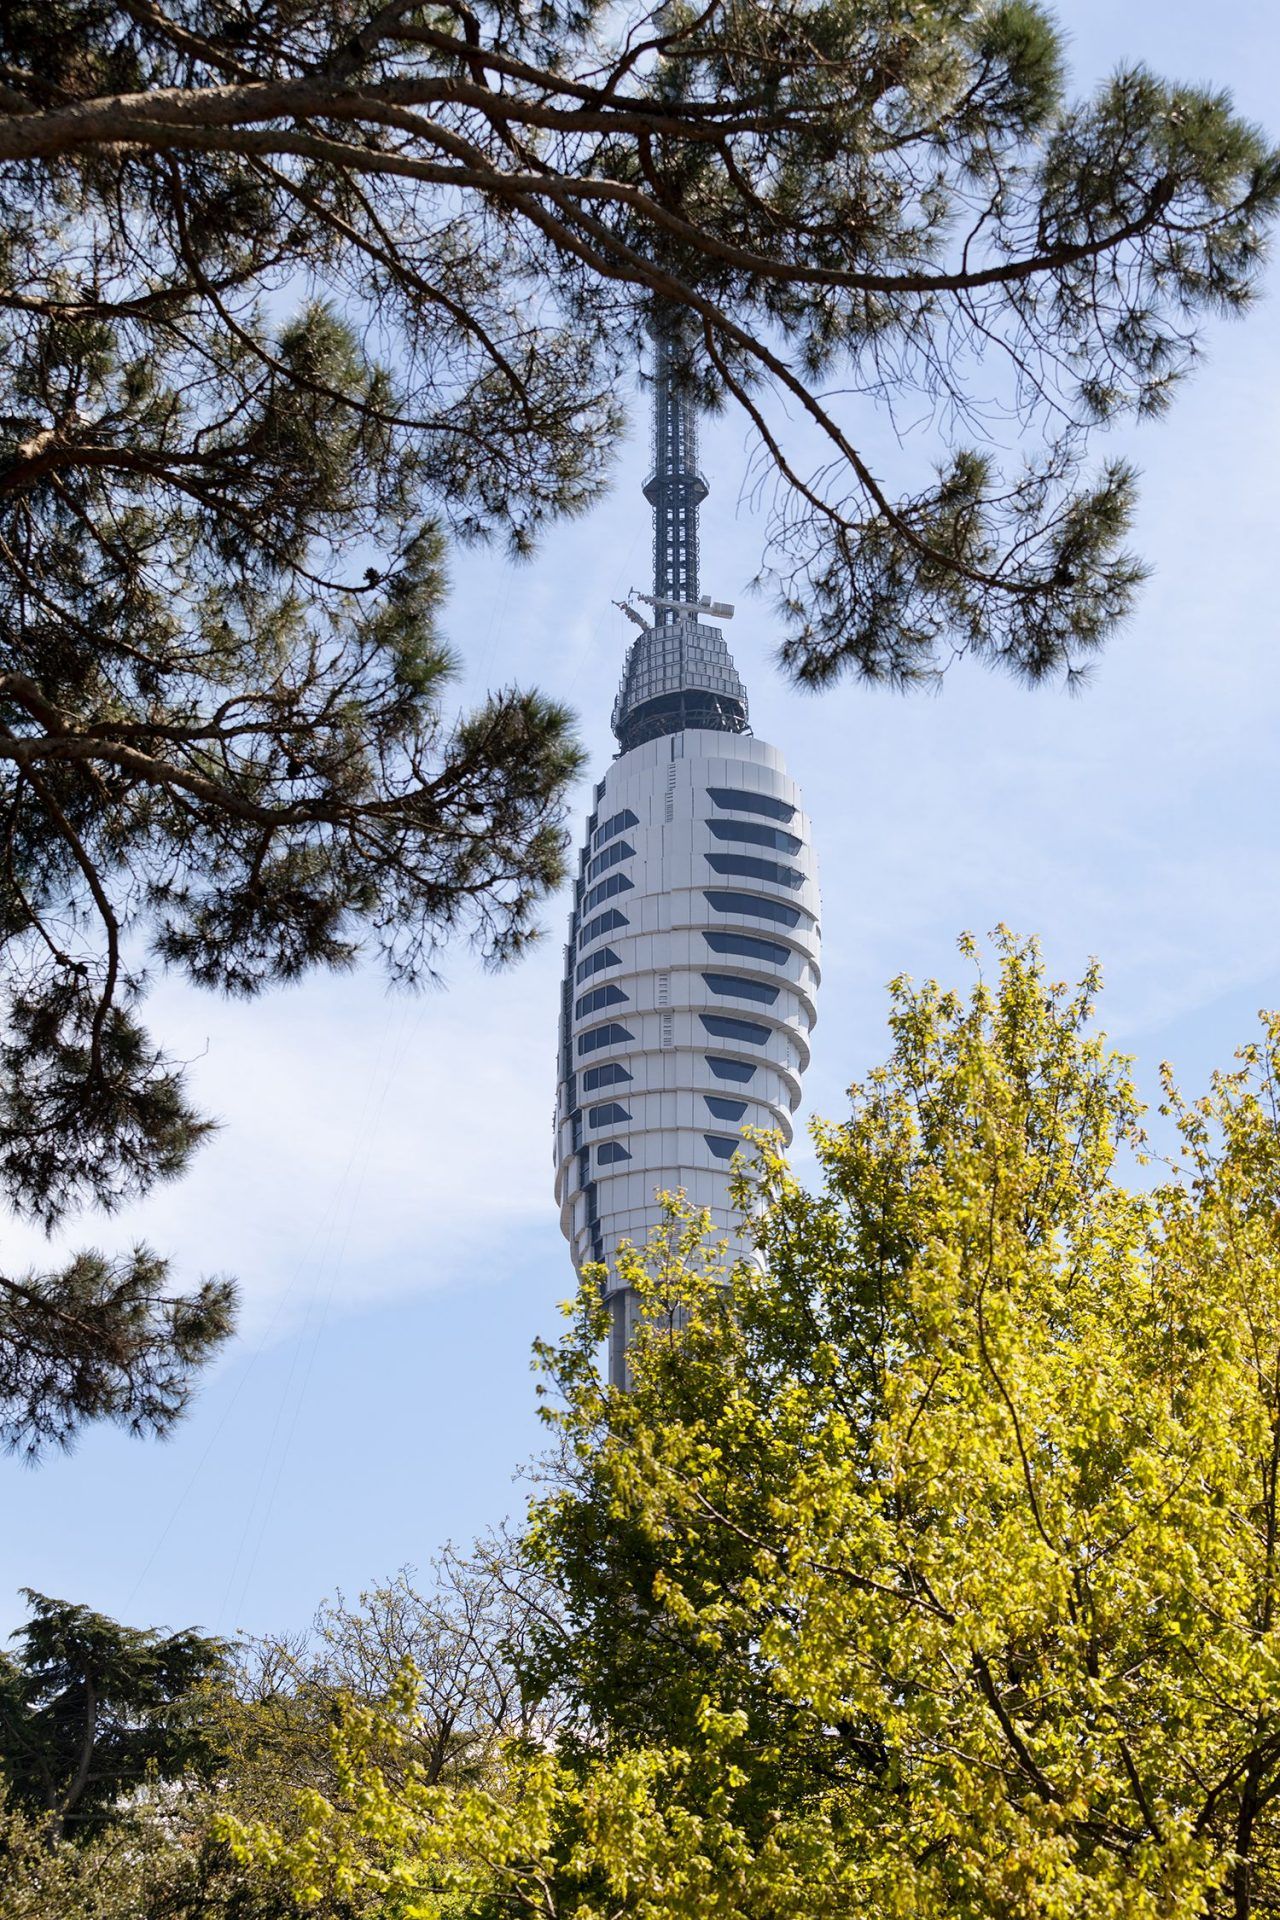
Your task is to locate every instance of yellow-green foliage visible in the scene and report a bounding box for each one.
[227,934,1280,1917]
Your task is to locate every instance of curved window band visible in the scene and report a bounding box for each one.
[576,982,628,1019]
[582,872,633,914]
[706,786,796,824]
[702,971,780,1007]
[576,945,621,984]
[706,1055,757,1083]
[578,1022,633,1057]
[586,839,636,884]
[706,853,803,890]
[593,808,639,848]
[579,907,629,948]
[707,818,803,857]
[700,1012,769,1045]
[583,1061,633,1090]
[703,930,790,966]
[704,889,803,930]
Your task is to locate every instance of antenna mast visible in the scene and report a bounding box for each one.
[642,318,708,622]
[610,314,749,751]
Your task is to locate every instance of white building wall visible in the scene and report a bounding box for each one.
[554,728,820,1377]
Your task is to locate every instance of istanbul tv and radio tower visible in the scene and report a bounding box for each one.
[554,318,821,1385]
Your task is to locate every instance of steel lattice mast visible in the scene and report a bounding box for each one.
[611,318,749,754]
[643,321,709,617]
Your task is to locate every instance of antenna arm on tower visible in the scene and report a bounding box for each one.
[634,591,734,622]
[614,598,649,630]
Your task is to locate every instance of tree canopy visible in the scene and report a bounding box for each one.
[0,1245,236,1458]
[3,0,1276,691]
[221,937,1280,1917]
[0,1588,227,1842]
[0,1547,568,1918]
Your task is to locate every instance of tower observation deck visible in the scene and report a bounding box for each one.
[554,316,821,1385]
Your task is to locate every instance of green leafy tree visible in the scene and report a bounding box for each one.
[0,1589,227,1842]
[228,938,1280,1916]
[300,1538,573,1784]
[0,1545,570,1917]
[0,1798,210,1920]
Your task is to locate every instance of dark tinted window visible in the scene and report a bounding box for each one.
[706,786,796,823]
[703,889,801,930]
[578,1022,633,1056]
[576,982,628,1018]
[704,1135,738,1161]
[703,930,790,965]
[706,854,803,889]
[702,971,780,1007]
[579,907,629,947]
[598,1141,632,1166]
[582,872,634,913]
[588,1101,631,1128]
[594,808,639,847]
[707,818,802,856]
[700,1013,769,1045]
[705,1095,748,1121]
[576,946,620,984]
[583,1061,632,1090]
[706,1055,757,1083]
[586,839,635,883]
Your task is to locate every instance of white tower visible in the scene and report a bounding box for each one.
[554,324,821,1385]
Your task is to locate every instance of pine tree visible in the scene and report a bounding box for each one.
[0,1248,236,1458]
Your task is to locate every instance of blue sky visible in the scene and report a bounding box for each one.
[3,0,1279,1644]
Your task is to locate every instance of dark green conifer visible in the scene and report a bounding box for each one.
[0,1591,228,1841]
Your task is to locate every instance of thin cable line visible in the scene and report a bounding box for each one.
[224,997,426,1631]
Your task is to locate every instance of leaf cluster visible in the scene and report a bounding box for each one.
[165,939,1280,1915]
[0,1549,569,1917]
[0,1246,235,1457]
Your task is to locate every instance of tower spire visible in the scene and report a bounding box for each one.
[643,319,709,618]
[610,313,750,753]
